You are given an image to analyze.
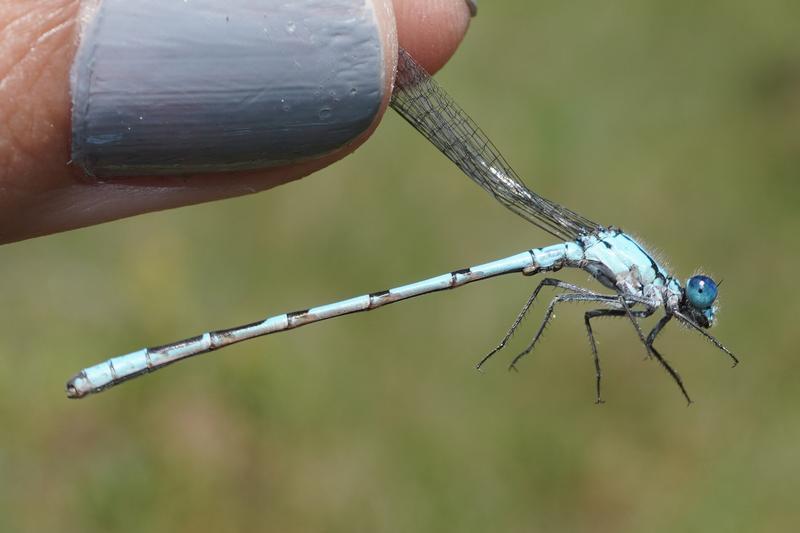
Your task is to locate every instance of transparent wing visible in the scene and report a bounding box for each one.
[390,48,601,241]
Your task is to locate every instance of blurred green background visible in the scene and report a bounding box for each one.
[2,1,799,531]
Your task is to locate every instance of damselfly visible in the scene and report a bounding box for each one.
[66,48,737,402]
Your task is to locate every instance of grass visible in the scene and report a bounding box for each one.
[1,1,799,531]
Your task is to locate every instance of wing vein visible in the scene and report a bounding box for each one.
[390,48,601,241]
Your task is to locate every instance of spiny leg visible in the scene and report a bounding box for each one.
[646,313,672,346]
[508,293,620,372]
[476,278,600,370]
[584,308,653,404]
[618,296,657,360]
[617,294,654,353]
[643,313,693,405]
[673,311,739,367]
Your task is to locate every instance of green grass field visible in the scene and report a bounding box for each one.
[2,1,799,531]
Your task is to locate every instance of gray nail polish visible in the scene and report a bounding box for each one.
[71,0,384,178]
[465,0,477,17]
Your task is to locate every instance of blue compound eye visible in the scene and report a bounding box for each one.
[686,275,718,309]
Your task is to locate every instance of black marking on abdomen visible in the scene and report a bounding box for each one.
[286,309,309,319]
[368,290,391,309]
[451,268,471,285]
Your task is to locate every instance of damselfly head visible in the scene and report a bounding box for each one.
[682,275,719,327]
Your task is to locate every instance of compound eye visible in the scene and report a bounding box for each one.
[686,275,718,309]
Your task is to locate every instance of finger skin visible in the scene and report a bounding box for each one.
[0,0,472,243]
[393,0,473,73]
